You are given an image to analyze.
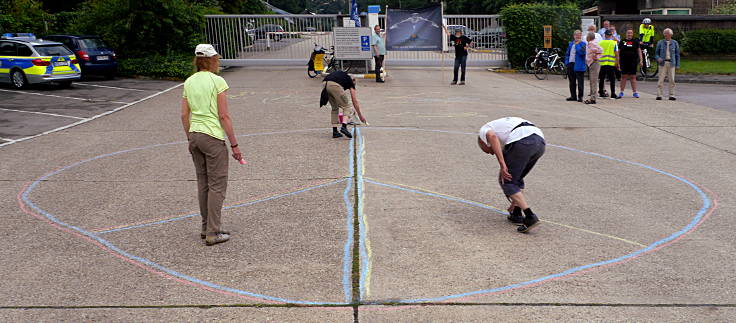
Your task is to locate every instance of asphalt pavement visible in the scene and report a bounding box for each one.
[0,78,181,146]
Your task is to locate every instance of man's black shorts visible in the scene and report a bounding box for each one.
[499,134,546,196]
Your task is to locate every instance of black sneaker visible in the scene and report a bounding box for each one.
[669,97,676,101]
[450,81,457,85]
[339,126,353,138]
[656,96,662,100]
[566,97,576,101]
[611,93,619,99]
[577,98,583,102]
[507,214,524,224]
[333,131,343,138]
[517,214,540,233]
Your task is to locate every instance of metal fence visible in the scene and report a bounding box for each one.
[205,14,507,67]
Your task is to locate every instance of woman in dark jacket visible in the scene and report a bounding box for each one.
[565,30,588,102]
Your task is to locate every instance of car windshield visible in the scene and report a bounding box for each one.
[79,38,107,49]
[34,45,73,56]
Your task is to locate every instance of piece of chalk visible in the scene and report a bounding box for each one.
[239,158,247,165]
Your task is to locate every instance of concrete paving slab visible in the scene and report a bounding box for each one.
[360,305,736,322]
[0,307,352,322]
[2,66,735,321]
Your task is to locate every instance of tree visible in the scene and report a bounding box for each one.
[219,0,269,13]
[71,0,216,57]
[711,2,736,14]
[0,0,51,34]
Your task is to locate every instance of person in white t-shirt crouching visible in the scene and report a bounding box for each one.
[477,117,546,233]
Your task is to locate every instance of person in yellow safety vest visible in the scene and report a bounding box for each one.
[598,30,619,99]
[639,18,655,47]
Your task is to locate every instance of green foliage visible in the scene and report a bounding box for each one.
[500,3,581,68]
[0,0,51,35]
[681,29,736,55]
[70,0,216,57]
[117,54,195,80]
[219,0,269,14]
[710,3,736,14]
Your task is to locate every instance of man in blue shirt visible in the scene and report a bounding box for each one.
[371,25,387,83]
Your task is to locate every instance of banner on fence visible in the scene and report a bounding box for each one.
[386,5,443,51]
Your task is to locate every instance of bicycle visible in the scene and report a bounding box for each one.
[307,43,353,78]
[532,48,567,80]
[639,44,658,78]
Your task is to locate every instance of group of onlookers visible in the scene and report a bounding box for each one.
[565,18,681,104]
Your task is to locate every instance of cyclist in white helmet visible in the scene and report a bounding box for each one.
[639,18,655,48]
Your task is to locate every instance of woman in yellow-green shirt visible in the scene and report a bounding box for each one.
[180,44,242,246]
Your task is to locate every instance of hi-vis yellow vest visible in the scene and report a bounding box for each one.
[640,24,655,43]
[599,39,617,67]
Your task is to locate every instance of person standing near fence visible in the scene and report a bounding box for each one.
[598,20,610,37]
[371,24,386,83]
[655,28,680,101]
[598,30,619,99]
[564,30,587,102]
[585,32,603,104]
[181,44,240,246]
[587,25,602,44]
[443,25,473,85]
[617,28,643,99]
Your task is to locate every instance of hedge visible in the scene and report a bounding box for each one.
[681,29,736,55]
[500,3,581,68]
[118,54,195,80]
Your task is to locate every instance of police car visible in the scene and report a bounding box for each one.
[0,33,81,89]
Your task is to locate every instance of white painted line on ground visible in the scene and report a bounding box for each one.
[75,82,148,92]
[0,89,131,105]
[0,137,16,142]
[0,107,87,120]
[0,83,183,149]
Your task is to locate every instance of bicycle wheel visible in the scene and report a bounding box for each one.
[339,60,352,73]
[524,56,536,74]
[307,67,318,78]
[552,60,567,79]
[534,64,547,80]
[641,55,659,78]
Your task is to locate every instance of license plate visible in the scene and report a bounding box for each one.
[55,61,69,66]
[97,56,109,61]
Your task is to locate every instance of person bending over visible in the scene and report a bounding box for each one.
[477,117,546,233]
[320,70,367,138]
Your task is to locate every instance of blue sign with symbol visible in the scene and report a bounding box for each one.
[360,36,370,51]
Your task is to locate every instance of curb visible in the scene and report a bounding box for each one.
[491,69,736,85]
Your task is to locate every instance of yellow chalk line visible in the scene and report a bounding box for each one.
[361,135,373,298]
[362,177,647,248]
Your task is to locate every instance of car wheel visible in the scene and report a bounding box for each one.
[10,69,27,89]
[58,81,73,88]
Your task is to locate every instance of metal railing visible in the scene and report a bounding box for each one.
[205,14,506,67]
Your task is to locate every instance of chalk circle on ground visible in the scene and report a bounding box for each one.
[19,127,715,306]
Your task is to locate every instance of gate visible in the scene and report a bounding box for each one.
[205,14,507,67]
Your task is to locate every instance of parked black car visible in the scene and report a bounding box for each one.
[251,24,285,41]
[44,35,117,78]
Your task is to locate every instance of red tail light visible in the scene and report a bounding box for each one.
[76,50,90,61]
[31,59,51,66]
[71,59,78,64]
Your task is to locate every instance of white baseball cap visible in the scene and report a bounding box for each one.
[195,44,218,57]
